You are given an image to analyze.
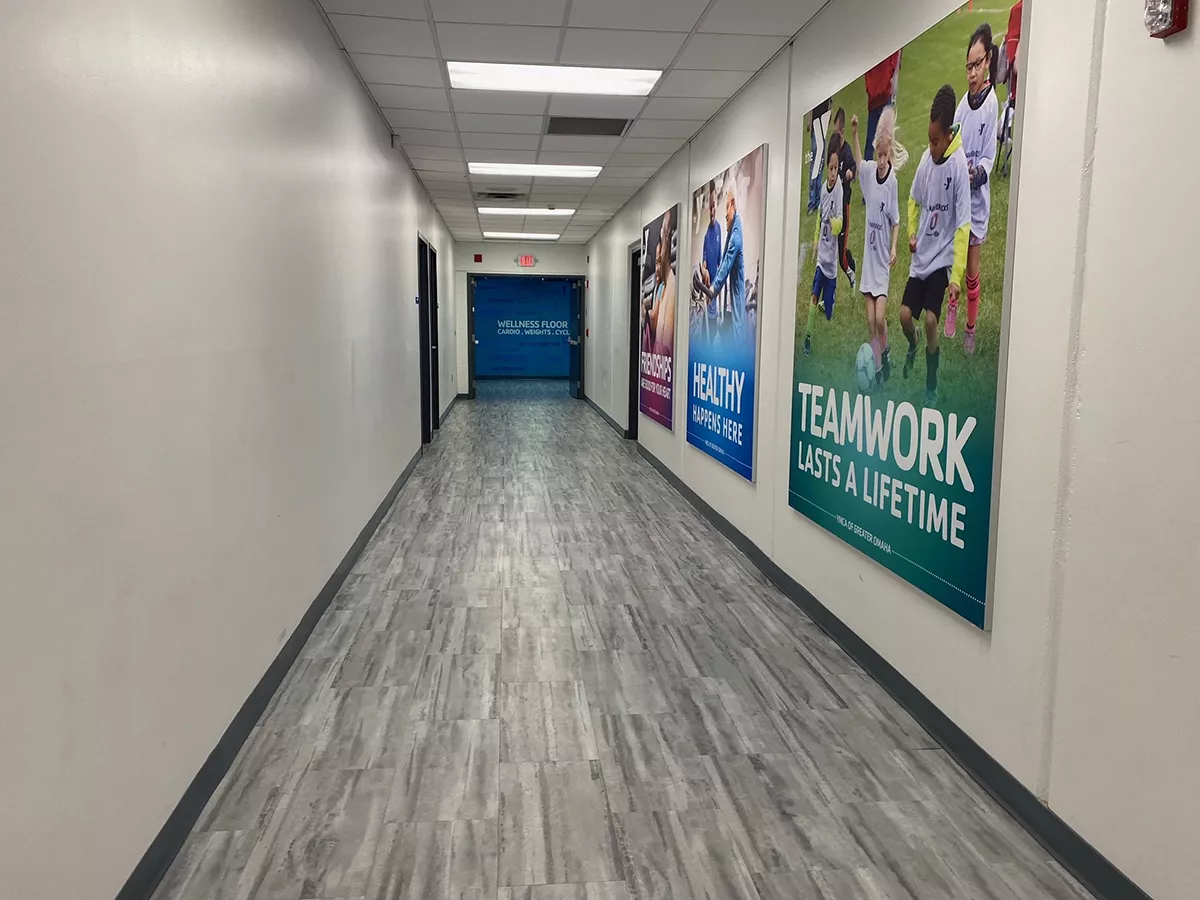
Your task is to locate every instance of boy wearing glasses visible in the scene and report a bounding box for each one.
[950,23,1000,354]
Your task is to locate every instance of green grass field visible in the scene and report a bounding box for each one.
[794,6,1012,426]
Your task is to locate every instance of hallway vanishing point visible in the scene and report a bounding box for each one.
[154,382,1094,900]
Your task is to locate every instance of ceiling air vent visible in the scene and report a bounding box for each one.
[546,116,628,137]
[474,191,527,201]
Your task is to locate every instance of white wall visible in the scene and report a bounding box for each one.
[1045,4,1200,898]
[586,1,1194,897]
[453,242,588,392]
[0,2,454,898]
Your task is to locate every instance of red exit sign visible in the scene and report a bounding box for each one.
[517,255,537,268]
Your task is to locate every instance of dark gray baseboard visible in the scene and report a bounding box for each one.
[115,446,424,900]
[585,396,633,439]
[635,443,1152,900]
[440,393,467,426]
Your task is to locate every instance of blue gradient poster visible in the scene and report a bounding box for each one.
[687,144,769,481]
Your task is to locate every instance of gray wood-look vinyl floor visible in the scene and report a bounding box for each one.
[153,381,1094,900]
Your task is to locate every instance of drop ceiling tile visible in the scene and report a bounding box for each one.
[351,53,444,86]
[465,149,540,163]
[602,165,661,178]
[641,96,723,120]
[436,23,560,63]
[537,150,611,166]
[675,33,784,71]
[655,69,753,99]
[547,94,646,119]
[559,28,686,68]
[394,128,461,146]
[451,90,549,116]
[618,136,684,154]
[590,175,646,186]
[567,0,709,32]
[607,152,670,167]
[456,113,544,134]
[535,176,603,187]
[431,0,568,26]
[383,108,456,130]
[455,230,484,239]
[412,158,468,174]
[327,14,436,56]
[459,132,542,150]
[698,0,824,36]
[370,84,450,110]
[539,135,621,153]
[471,179,534,192]
[528,188,589,200]
[404,144,466,161]
[321,0,427,18]
[625,118,705,138]
[588,186,639,198]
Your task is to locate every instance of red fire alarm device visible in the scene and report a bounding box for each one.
[1147,0,1189,37]
[517,255,536,268]
[474,253,483,263]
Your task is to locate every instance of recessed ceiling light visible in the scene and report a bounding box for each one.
[484,232,561,241]
[449,62,660,96]
[469,162,601,179]
[468,162,600,180]
[478,207,576,216]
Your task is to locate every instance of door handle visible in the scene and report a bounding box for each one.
[474,339,479,345]
[567,339,580,346]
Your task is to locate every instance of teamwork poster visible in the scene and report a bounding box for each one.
[687,144,768,481]
[788,3,1024,629]
[639,204,679,430]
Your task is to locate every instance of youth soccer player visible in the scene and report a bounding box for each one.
[950,23,1000,354]
[901,84,970,406]
[829,108,858,290]
[804,134,845,357]
[850,106,908,384]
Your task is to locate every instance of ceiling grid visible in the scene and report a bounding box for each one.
[319,0,826,242]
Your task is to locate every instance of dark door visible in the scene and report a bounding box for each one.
[429,247,441,429]
[627,249,641,441]
[466,275,477,399]
[417,238,432,445]
[568,278,584,399]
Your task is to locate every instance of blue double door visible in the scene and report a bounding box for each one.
[470,275,584,396]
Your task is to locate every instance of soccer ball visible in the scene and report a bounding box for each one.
[855,343,876,393]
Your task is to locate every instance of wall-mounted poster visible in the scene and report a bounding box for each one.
[687,144,769,481]
[788,3,1025,629]
[639,204,679,431]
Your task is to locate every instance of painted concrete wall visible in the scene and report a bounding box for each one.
[585,1,1192,897]
[0,2,453,897]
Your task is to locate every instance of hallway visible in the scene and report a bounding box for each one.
[154,383,1092,900]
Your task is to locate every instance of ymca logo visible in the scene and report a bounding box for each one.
[979,122,987,136]
[879,202,885,215]
[944,176,952,191]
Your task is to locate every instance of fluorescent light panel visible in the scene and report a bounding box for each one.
[478,207,575,216]
[449,61,660,96]
[484,232,560,241]
[469,162,601,179]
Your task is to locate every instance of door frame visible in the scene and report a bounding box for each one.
[429,245,441,429]
[626,244,642,441]
[417,237,433,445]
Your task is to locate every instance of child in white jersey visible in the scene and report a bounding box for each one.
[902,84,971,407]
[803,135,845,356]
[948,23,1000,354]
[850,106,907,384]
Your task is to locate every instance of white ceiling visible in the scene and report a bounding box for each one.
[319,0,826,243]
